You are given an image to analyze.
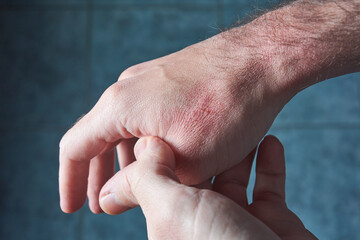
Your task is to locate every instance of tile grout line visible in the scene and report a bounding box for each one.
[0,3,220,11]
[84,1,93,112]
[216,0,224,31]
[358,77,360,107]
[77,208,86,240]
[76,3,94,240]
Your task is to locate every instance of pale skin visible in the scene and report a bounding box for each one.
[99,135,318,240]
[59,0,360,236]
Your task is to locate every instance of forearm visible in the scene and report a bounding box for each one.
[223,0,360,98]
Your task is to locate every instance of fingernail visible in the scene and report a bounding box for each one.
[134,137,148,157]
[100,193,121,215]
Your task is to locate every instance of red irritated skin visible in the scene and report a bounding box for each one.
[59,0,360,214]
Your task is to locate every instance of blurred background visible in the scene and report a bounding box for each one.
[0,0,359,239]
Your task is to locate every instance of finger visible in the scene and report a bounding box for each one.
[87,149,115,214]
[59,156,90,213]
[116,138,138,169]
[253,135,286,203]
[212,148,256,208]
[100,137,280,240]
[99,136,180,215]
[59,84,133,213]
[193,178,213,190]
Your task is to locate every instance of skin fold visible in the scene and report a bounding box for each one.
[98,135,318,240]
[59,0,360,214]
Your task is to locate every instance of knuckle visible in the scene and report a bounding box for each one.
[102,83,122,103]
[122,170,137,203]
[118,65,142,81]
[254,190,285,203]
[59,135,66,152]
[59,132,72,160]
[132,165,150,195]
[59,130,71,152]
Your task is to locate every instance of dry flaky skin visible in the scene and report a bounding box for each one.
[59,0,360,214]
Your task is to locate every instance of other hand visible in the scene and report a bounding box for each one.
[99,135,317,240]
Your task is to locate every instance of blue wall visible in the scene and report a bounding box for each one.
[0,0,359,239]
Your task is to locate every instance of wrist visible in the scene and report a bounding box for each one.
[219,0,360,100]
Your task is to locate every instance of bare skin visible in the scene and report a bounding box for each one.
[59,0,360,213]
[99,135,317,240]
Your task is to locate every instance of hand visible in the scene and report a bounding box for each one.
[99,135,317,240]
[59,0,360,213]
[59,30,286,213]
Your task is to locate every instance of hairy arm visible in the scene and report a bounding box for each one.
[222,0,360,98]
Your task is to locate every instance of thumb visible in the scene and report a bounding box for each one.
[99,136,180,215]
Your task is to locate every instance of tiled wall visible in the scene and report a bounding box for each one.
[1,1,359,239]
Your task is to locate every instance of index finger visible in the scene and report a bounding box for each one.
[59,84,132,213]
